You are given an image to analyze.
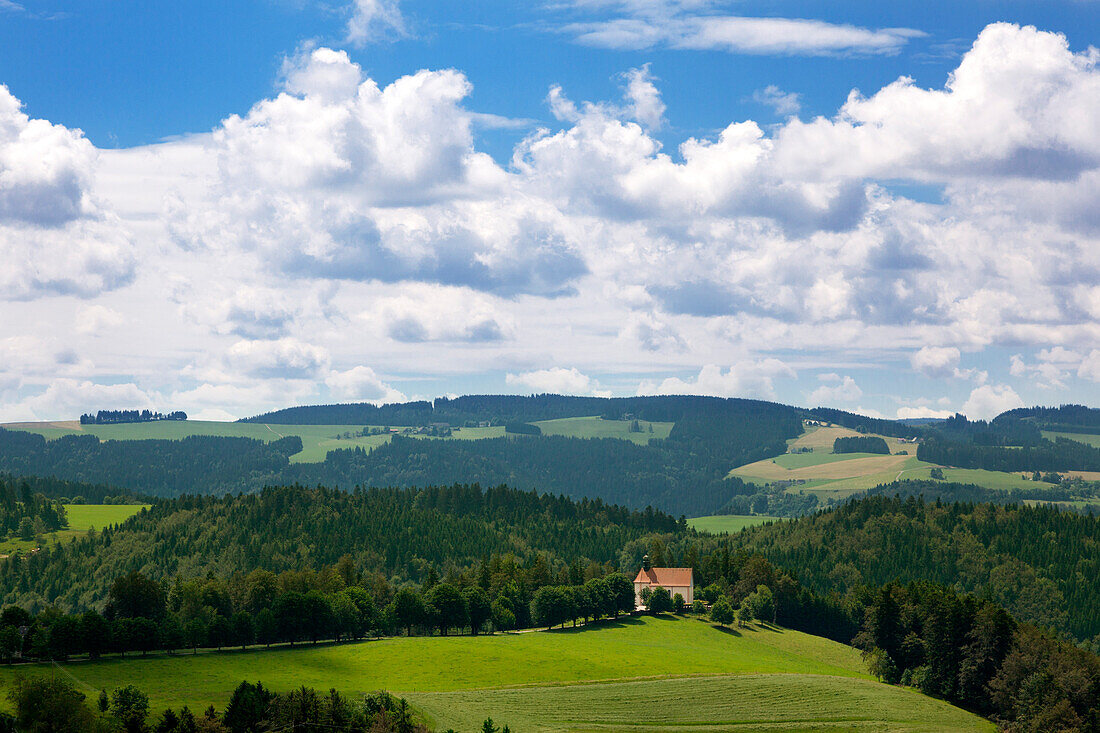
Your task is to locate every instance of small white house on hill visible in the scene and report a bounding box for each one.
[633,554,694,608]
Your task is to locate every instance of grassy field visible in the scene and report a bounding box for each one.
[409,673,994,732]
[0,616,991,731]
[728,423,1060,502]
[0,504,146,555]
[688,515,782,534]
[1043,430,1100,448]
[65,504,148,530]
[534,416,674,445]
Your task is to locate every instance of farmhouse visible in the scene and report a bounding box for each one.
[633,554,694,608]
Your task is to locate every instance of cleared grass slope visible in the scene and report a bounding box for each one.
[0,616,991,731]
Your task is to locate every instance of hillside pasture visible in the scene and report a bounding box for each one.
[0,504,146,555]
[689,515,781,534]
[409,673,994,733]
[729,422,1058,502]
[533,416,674,444]
[1043,430,1100,448]
[0,616,991,731]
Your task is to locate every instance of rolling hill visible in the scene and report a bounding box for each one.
[0,616,993,732]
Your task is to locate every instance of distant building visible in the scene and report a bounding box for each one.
[633,554,694,608]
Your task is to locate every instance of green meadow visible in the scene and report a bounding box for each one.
[688,515,781,534]
[0,616,991,731]
[0,504,146,555]
[535,416,674,444]
[1044,430,1100,448]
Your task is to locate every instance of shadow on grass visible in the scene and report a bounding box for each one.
[710,624,742,637]
[543,616,646,634]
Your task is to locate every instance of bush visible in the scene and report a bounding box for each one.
[672,593,685,613]
[691,599,705,614]
[709,597,735,627]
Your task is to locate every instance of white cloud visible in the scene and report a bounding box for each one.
[568,16,922,56]
[325,365,406,403]
[961,384,1024,420]
[637,360,795,399]
[345,0,407,46]
[367,285,514,343]
[506,367,609,396]
[896,406,955,420]
[0,85,135,299]
[911,346,960,379]
[75,305,124,335]
[1,379,156,422]
[1077,350,1100,382]
[808,374,862,405]
[752,85,801,115]
[621,64,666,130]
[225,338,331,380]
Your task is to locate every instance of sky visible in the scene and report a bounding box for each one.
[1,0,1099,422]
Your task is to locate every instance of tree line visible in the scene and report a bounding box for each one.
[1,557,640,663]
[5,676,451,733]
[80,409,187,425]
[832,436,890,454]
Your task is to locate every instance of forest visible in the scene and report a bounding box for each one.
[0,429,302,498]
[723,484,1100,643]
[832,436,890,454]
[0,482,681,612]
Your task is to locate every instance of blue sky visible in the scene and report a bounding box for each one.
[1,0,1099,421]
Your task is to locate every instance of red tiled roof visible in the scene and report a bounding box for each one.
[633,567,693,587]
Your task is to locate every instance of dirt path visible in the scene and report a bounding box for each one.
[264,424,285,439]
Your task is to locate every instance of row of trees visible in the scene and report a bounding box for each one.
[5,676,441,733]
[2,561,647,661]
[80,410,187,425]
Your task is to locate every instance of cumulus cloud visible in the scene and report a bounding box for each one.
[621,64,666,130]
[896,406,955,420]
[911,346,960,378]
[74,305,124,335]
[325,365,406,402]
[506,367,609,396]
[367,286,514,343]
[962,384,1024,420]
[637,360,795,399]
[345,0,408,46]
[168,48,584,298]
[1,379,155,422]
[752,85,801,115]
[0,85,135,299]
[225,338,331,380]
[808,374,862,405]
